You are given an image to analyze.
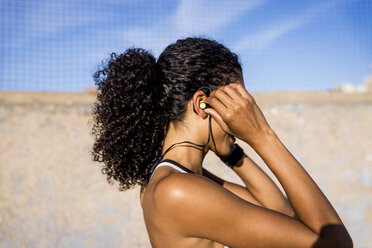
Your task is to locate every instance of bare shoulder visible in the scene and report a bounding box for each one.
[151,172,321,248]
[153,171,239,209]
[152,171,244,224]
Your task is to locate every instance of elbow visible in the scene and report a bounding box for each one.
[315,235,353,248]
[335,234,353,248]
[314,224,353,248]
[345,238,354,248]
[338,233,353,248]
[327,235,353,248]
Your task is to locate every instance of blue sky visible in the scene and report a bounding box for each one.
[0,0,371,92]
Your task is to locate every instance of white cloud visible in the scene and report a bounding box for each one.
[121,0,267,56]
[233,0,357,53]
[2,0,266,56]
[173,0,266,35]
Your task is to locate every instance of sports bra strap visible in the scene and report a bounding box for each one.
[148,159,194,182]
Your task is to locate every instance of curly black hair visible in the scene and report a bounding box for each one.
[92,37,242,191]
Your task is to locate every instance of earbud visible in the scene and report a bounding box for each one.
[199,100,207,110]
[199,100,211,110]
[193,86,213,114]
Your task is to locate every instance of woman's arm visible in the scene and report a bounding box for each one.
[231,154,295,216]
[199,83,352,246]
[202,154,295,217]
[202,166,264,207]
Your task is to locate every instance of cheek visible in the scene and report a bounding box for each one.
[218,135,235,156]
[212,119,226,139]
[211,119,234,155]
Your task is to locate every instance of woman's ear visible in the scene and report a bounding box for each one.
[192,91,209,119]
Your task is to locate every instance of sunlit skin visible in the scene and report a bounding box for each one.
[139,80,352,248]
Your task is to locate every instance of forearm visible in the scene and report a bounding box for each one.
[232,154,294,216]
[202,167,265,207]
[249,130,345,233]
[204,83,352,245]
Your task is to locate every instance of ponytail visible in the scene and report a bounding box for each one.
[92,38,242,191]
[92,48,168,191]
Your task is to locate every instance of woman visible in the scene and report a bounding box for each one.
[92,37,352,247]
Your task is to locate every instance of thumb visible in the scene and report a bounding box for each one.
[204,109,230,133]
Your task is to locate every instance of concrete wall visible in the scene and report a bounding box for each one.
[0,91,371,248]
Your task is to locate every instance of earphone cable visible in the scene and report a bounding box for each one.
[159,114,212,159]
[149,115,212,177]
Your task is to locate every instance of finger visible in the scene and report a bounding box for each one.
[204,108,230,133]
[205,96,228,119]
[223,85,247,104]
[228,83,255,102]
[212,87,236,109]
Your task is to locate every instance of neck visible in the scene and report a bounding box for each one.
[161,122,209,175]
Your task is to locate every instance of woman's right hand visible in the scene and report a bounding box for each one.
[204,83,274,148]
